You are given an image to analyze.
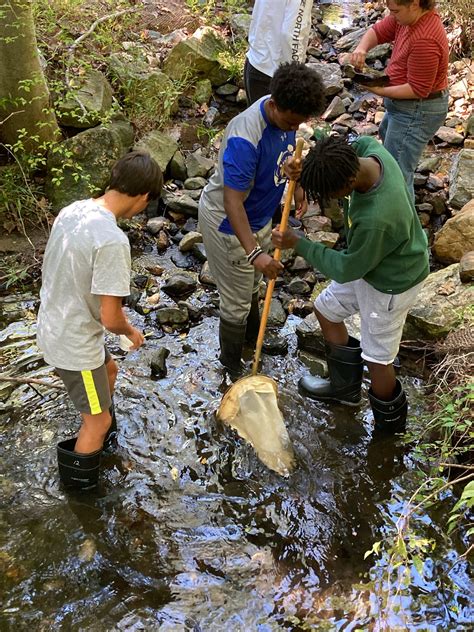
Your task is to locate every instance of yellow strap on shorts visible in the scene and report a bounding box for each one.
[81,370,102,415]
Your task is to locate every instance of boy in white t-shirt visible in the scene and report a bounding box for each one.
[37,151,163,490]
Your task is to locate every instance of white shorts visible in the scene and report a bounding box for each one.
[315,279,423,365]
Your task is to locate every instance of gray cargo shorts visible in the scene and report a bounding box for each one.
[315,279,423,365]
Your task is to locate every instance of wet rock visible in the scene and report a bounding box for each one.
[287,297,314,317]
[287,277,312,295]
[306,61,343,95]
[404,264,473,339]
[459,251,474,283]
[298,351,329,378]
[133,274,149,289]
[192,243,207,263]
[296,311,360,355]
[171,251,193,270]
[322,96,346,121]
[199,261,216,286]
[163,26,230,86]
[184,177,207,190]
[435,126,464,145]
[448,149,474,209]
[156,306,189,327]
[161,190,199,217]
[308,231,339,248]
[162,272,197,297]
[432,202,474,264]
[150,347,170,378]
[193,78,213,105]
[179,231,203,252]
[186,150,214,178]
[146,217,170,235]
[169,150,187,181]
[123,289,142,311]
[135,130,179,173]
[267,298,287,327]
[262,332,288,356]
[183,218,199,233]
[156,230,170,251]
[55,69,113,128]
[416,202,434,214]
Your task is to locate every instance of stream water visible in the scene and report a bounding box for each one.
[1,1,472,629]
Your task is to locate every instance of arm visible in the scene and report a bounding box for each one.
[350,28,379,69]
[224,186,283,279]
[100,295,144,349]
[363,83,419,99]
[272,226,397,284]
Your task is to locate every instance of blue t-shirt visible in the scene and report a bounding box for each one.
[199,97,296,234]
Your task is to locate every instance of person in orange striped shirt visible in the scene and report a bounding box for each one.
[350,0,449,199]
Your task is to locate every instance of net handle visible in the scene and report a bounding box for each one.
[251,137,305,376]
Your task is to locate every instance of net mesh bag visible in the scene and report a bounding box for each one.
[217,375,295,476]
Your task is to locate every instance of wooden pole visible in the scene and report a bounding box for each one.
[251,137,305,376]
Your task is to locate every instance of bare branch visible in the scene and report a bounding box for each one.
[0,374,65,390]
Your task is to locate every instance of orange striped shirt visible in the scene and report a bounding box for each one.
[373,11,448,98]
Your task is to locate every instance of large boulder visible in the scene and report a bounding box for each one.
[432,200,474,263]
[55,70,114,128]
[448,149,474,209]
[404,264,473,340]
[134,130,179,173]
[109,53,178,122]
[163,26,230,86]
[306,61,343,96]
[45,119,134,211]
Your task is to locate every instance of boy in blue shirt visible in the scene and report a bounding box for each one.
[199,61,325,378]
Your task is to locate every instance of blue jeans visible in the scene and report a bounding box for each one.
[379,92,449,200]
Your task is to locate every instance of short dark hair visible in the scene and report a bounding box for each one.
[301,135,360,207]
[270,62,326,117]
[108,151,163,200]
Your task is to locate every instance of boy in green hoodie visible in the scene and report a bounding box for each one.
[272,135,429,432]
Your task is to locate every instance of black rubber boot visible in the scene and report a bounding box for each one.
[57,438,101,490]
[219,317,247,380]
[369,378,407,434]
[298,336,364,406]
[102,400,117,451]
[245,292,260,344]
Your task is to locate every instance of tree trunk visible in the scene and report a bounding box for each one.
[0,0,60,152]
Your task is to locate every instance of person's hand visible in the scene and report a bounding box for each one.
[283,155,302,181]
[294,185,307,219]
[125,326,145,350]
[272,227,300,250]
[252,253,284,280]
[350,47,367,70]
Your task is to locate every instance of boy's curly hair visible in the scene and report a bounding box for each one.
[301,135,360,208]
[270,62,326,117]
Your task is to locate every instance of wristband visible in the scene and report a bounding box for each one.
[247,246,263,264]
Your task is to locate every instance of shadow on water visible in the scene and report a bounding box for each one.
[1,287,472,629]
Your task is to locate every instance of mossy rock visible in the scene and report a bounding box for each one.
[134,130,179,173]
[163,27,230,86]
[45,119,134,212]
[55,70,114,129]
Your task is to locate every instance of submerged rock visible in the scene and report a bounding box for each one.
[150,347,170,378]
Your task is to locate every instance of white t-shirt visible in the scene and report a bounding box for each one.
[37,199,131,371]
[247,0,314,77]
